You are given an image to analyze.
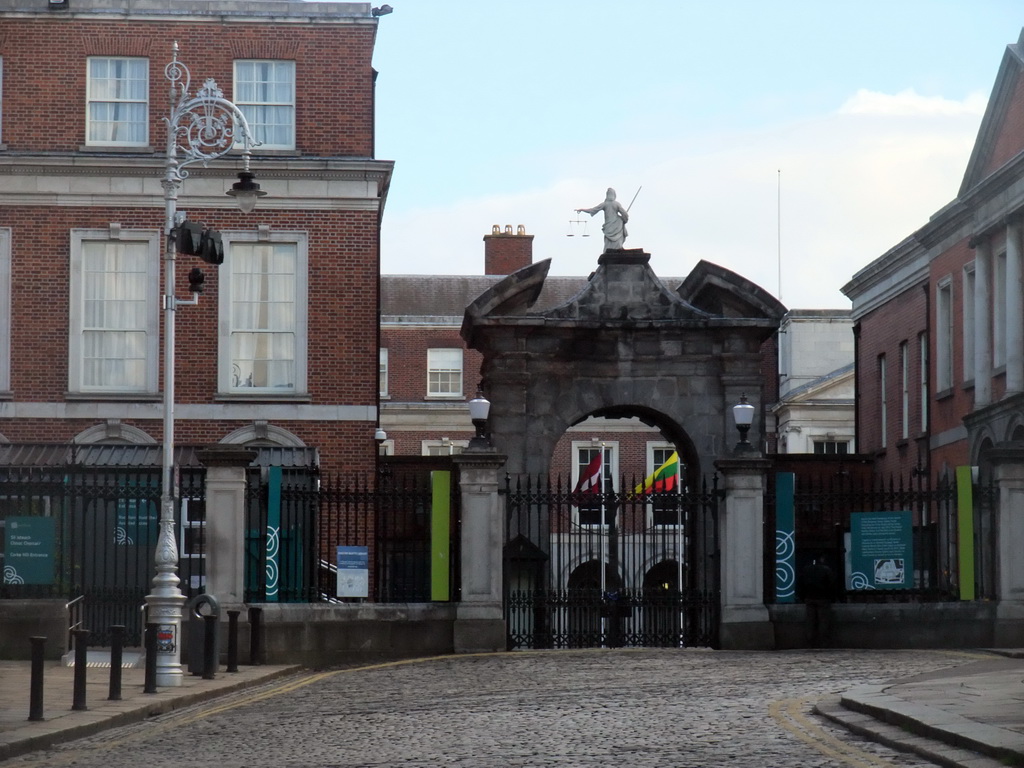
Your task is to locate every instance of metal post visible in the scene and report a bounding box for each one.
[143,623,158,694]
[71,628,88,711]
[108,625,124,701]
[145,41,262,688]
[28,636,45,722]
[226,609,240,673]
[248,606,263,665]
[202,614,217,680]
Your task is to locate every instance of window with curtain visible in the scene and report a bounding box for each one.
[69,233,160,393]
[426,348,463,397]
[936,280,953,392]
[228,242,298,391]
[379,348,389,397]
[234,60,295,149]
[86,57,148,146]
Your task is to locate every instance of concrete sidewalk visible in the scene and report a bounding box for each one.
[818,650,1024,768]
[0,659,300,763]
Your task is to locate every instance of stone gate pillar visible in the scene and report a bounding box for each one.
[452,449,507,652]
[988,444,1024,645]
[714,455,774,649]
[198,446,256,607]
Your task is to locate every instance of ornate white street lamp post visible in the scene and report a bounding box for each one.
[147,42,264,687]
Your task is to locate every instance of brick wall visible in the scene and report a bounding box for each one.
[854,280,928,477]
[0,18,375,157]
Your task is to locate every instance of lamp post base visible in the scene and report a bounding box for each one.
[145,591,186,687]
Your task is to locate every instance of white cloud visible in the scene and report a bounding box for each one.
[839,88,987,117]
[382,91,983,310]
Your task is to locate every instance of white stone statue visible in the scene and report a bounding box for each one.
[576,187,629,251]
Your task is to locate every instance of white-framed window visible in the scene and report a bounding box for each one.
[963,265,975,382]
[645,443,682,527]
[379,348,389,398]
[219,232,308,395]
[994,251,1007,368]
[813,440,850,455]
[936,279,953,392]
[0,228,10,393]
[900,340,909,440]
[878,354,887,450]
[69,230,160,393]
[427,348,463,397]
[919,332,928,433]
[571,441,617,527]
[421,439,468,456]
[86,57,148,146]
[234,60,296,150]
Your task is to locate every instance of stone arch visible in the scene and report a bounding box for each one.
[221,422,306,447]
[74,420,156,444]
[463,251,784,478]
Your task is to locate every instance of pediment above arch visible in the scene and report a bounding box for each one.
[675,260,787,320]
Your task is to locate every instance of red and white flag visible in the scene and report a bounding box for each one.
[573,452,603,494]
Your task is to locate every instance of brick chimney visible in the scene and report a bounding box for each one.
[484,224,533,275]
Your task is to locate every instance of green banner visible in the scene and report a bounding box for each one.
[849,511,913,590]
[955,466,976,601]
[775,472,796,603]
[4,516,56,585]
[430,471,451,601]
[266,466,282,602]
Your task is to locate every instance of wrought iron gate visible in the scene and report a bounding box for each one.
[504,475,721,649]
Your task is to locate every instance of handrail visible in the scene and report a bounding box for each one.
[66,594,85,653]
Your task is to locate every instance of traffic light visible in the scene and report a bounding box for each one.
[174,220,223,265]
[188,267,206,294]
[176,220,204,256]
[198,229,224,265]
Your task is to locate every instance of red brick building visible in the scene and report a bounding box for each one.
[0,0,391,474]
[844,28,1024,481]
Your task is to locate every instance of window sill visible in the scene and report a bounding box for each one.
[215,392,312,403]
[425,395,465,401]
[65,392,161,401]
[935,387,955,401]
[77,145,156,154]
[0,390,11,400]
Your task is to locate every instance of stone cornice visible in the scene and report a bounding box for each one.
[0,0,374,25]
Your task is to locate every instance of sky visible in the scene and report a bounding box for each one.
[371,1,1024,309]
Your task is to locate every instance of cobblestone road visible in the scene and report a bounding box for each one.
[2,649,984,768]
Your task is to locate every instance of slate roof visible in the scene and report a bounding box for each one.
[381,274,593,319]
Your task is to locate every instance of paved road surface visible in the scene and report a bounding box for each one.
[1,649,987,767]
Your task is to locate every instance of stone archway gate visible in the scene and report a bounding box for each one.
[461,250,786,648]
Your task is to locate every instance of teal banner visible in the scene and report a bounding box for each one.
[4,516,56,585]
[849,511,913,590]
[266,466,282,602]
[775,472,796,602]
[116,499,158,547]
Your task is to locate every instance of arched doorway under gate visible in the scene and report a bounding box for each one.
[463,249,785,649]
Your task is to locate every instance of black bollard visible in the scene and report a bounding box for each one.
[226,610,240,673]
[108,624,124,701]
[28,636,46,722]
[71,628,88,711]
[202,614,217,680]
[143,623,158,694]
[248,606,263,666]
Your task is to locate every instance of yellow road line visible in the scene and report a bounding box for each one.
[769,697,895,768]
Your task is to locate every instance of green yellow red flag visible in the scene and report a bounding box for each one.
[635,451,679,494]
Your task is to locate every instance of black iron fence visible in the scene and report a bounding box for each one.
[243,468,460,604]
[764,472,995,604]
[504,475,721,650]
[0,465,206,646]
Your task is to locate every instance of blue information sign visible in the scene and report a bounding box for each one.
[849,511,913,590]
[3,516,56,585]
[336,545,369,598]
